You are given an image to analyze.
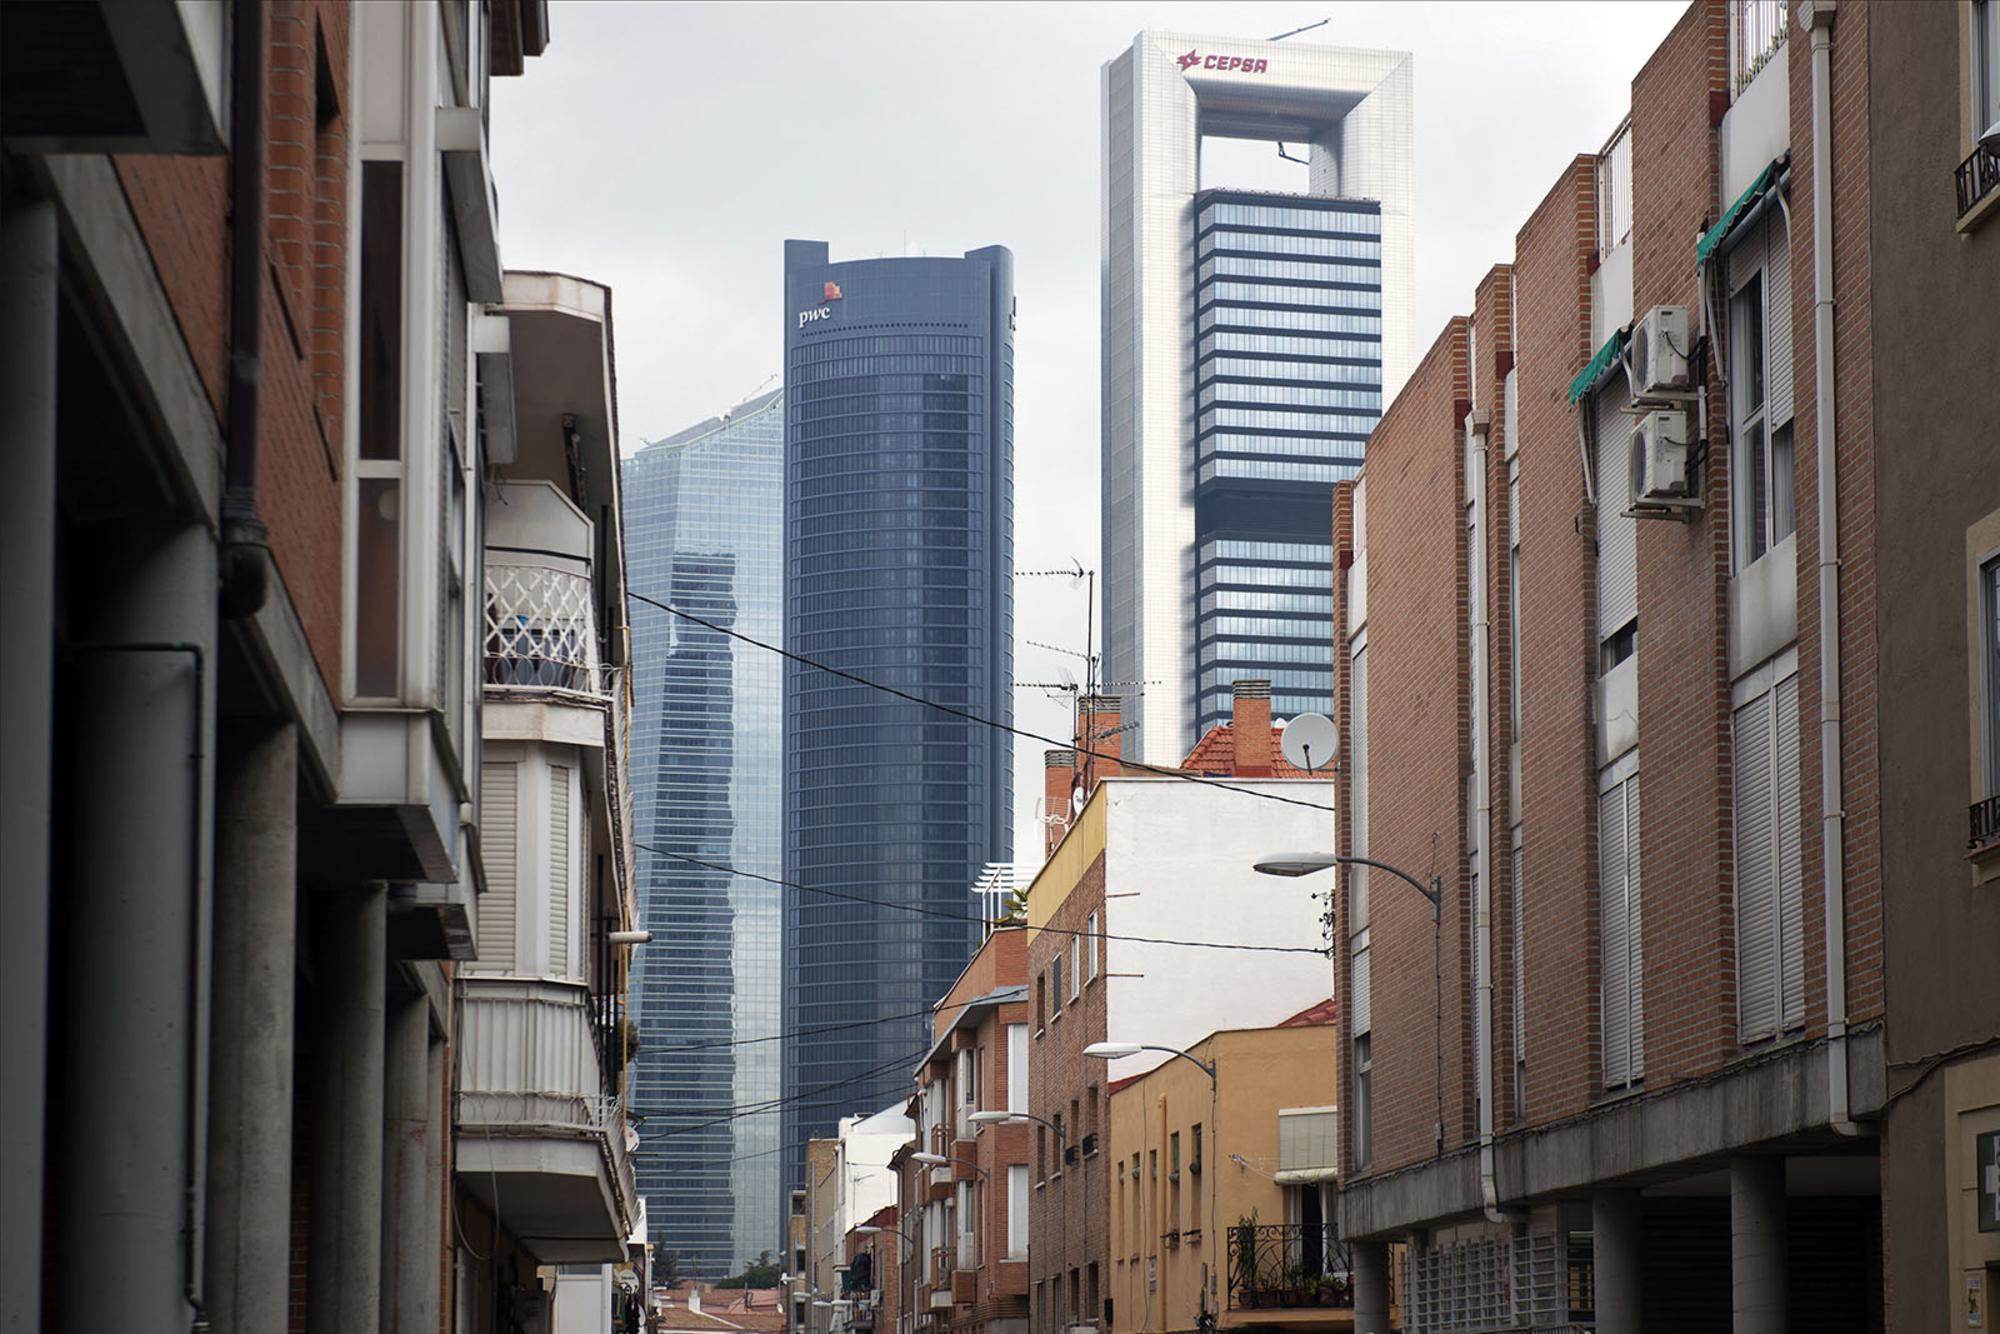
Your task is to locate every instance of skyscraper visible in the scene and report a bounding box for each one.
[781,241,1015,1189]
[1100,31,1414,760]
[624,389,785,1277]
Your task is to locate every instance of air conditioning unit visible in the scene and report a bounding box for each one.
[1628,305,1691,397]
[1628,411,1693,503]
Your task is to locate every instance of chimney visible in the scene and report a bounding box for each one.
[1043,748,1076,859]
[1078,694,1123,773]
[1232,679,1273,776]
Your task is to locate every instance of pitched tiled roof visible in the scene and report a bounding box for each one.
[1277,996,1339,1028]
[1179,723,1312,778]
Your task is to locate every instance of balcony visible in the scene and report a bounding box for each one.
[485,556,607,699]
[1228,1224,1353,1315]
[455,975,636,1261]
[1971,794,2000,885]
[1957,142,2000,225]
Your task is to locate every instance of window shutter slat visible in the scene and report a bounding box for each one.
[1765,214,1795,427]
[1775,676,1805,1030]
[477,762,518,971]
[549,764,571,977]
[1594,383,1638,638]
[1624,781,1643,1080]
[1734,695,1778,1041]
[1352,942,1372,1036]
[1599,783,1629,1087]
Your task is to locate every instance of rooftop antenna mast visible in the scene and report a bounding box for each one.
[1018,559,1098,779]
[1270,17,1331,163]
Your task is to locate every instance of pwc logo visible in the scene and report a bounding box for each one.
[799,280,845,330]
[1178,49,1270,74]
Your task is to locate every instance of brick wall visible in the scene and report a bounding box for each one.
[112,0,350,696]
[1025,852,1108,1327]
[1508,159,1602,1127]
[1339,318,1473,1178]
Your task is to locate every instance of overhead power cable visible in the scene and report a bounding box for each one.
[632,1047,929,1137]
[628,590,1334,814]
[648,995,995,1054]
[638,841,1328,956]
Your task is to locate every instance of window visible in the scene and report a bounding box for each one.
[1085,911,1101,981]
[1734,663,1804,1042]
[1086,1084,1100,1144]
[1599,770,1644,1089]
[960,1047,978,1106]
[1594,377,1638,666]
[1050,957,1064,1018]
[1352,1035,1372,1168]
[1596,119,1633,257]
[353,160,405,699]
[1008,1023,1028,1113]
[1008,1165,1029,1259]
[1037,1125,1047,1182]
[1727,211,1797,569]
[1068,935,1081,1001]
[1036,974,1046,1031]
[1984,555,2000,797]
[1191,1123,1203,1174]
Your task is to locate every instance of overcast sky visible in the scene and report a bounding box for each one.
[490,0,1684,868]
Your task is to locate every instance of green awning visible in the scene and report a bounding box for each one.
[1696,158,1782,266]
[1568,328,1627,404]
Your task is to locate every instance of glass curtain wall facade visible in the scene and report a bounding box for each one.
[1194,193,1383,734]
[1101,30,1413,761]
[780,241,1014,1193]
[623,389,785,1277]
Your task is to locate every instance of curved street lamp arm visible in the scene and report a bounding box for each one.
[1134,1044,1218,1083]
[1331,855,1442,918]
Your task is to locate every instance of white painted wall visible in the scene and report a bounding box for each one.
[834,1103,914,1237]
[1098,778,1338,1085]
[552,1266,613,1333]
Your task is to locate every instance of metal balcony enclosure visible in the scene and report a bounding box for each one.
[1970,793,2000,849]
[485,554,605,697]
[1227,1223,1354,1310]
[1958,142,2000,222]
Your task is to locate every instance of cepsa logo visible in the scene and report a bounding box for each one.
[798,280,844,330]
[1178,50,1269,74]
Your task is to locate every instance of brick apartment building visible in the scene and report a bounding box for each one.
[1325,2,1999,1330]
[4,3,646,1332]
[897,925,1033,1334]
[1026,683,1334,1334]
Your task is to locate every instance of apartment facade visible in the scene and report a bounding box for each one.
[1867,0,2000,1326]
[0,2,648,1332]
[624,386,788,1276]
[1025,729,1335,1334]
[903,927,1034,1334]
[1100,30,1413,761]
[457,268,641,1321]
[1106,1006,1344,1334]
[781,240,1017,1188]
[1328,3,1999,1329]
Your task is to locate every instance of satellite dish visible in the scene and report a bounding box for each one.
[1280,712,1339,772]
[1070,779,1086,816]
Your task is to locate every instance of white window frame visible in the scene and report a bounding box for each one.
[1007,1023,1027,1114]
[1068,936,1081,1001]
[1085,911,1101,982]
[1973,0,2000,145]
[1598,754,1643,1090]
[1728,269,1795,572]
[1049,957,1063,1018]
[1731,649,1804,1043]
[1008,1165,1029,1260]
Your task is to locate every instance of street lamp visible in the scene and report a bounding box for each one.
[1253,850,1445,1155]
[1084,1040,1222,1322]
[908,1151,950,1166]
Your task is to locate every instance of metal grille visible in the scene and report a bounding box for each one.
[484,560,604,696]
[1406,1233,1580,1333]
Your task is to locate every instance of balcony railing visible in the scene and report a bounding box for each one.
[1958,142,2000,222]
[1972,794,2000,850]
[1227,1223,1353,1311]
[484,553,606,698]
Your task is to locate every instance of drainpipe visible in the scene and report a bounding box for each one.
[1802,0,1861,1137]
[221,0,270,621]
[1469,411,1507,1222]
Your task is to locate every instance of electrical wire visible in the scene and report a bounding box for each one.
[648,995,998,1054]
[639,842,1329,956]
[632,1047,930,1136]
[629,590,1334,814]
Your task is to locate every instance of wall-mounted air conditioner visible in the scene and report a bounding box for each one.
[1628,306,1691,398]
[1628,411,1694,505]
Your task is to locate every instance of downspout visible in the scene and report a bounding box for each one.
[221,0,270,621]
[1803,0,1862,1136]
[1469,411,1508,1222]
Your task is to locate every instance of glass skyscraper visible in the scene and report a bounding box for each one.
[780,240,1014,1191]
[624,388,785,1278]
[1194,191,1383,735]
[1100,30,1413,760]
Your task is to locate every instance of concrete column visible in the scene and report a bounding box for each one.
[1349,1241,1391,1334]
[58,520,217,1334]
[382,988,439,1334]
[0,196,58,1334]
[1730,1156,1789,1333]
[308,884,388,1334]
[206,720,300,1334]
[1592,1189,1644,1333]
